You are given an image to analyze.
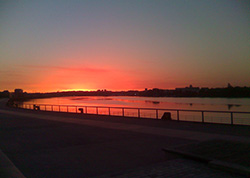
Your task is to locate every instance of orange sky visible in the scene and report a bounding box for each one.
[1,1,250,92]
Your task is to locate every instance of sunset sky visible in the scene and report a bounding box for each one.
[1,0,250,92]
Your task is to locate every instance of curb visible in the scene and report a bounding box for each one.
[209,160,250,177]
[0,149,26,178]
[162,147,250,177]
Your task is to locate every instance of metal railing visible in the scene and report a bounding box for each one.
[13,103,250,125]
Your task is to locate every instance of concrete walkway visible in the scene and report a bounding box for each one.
[1,109,249,143]
[0,100,249,177]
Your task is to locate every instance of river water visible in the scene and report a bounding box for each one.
[22,96,250,125]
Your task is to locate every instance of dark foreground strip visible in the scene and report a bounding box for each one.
[0,149,26,178]
[162,147,250,177]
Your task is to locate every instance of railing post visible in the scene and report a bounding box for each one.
[45,105,46,111]
[177,110,179,121]
[96,107,98,115]
[156,109,158,119]
[67,106,69,112]
[51,105,53,111]
[59,105,60,112]
[122,108,124,117]
[202,111,204,123]
[109,107,111,116]
[138,109,140,118]
[76,106,77,113]
[85,106,87,114]
[231,112,233,125]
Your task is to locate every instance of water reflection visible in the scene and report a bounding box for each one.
[22,96,250,112]
[71,97,113,101]
[145,100,160,104]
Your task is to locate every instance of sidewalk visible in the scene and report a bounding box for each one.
[1,109,249,143]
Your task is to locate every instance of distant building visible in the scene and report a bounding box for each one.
[14,89,23,94]
[13,89,24,98]
[176,85,200,93]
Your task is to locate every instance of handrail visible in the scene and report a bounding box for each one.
[18,103,250,114]
[13,103,250,125]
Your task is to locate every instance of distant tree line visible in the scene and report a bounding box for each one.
[0,90,9,98]
[140,87,250,97]
[2,85,250,101]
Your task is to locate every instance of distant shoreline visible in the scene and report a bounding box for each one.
[7,93,250,103]
[2,86,250,103]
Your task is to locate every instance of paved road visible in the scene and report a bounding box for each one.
[0,99,249,177]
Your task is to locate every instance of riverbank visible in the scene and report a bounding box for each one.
[0,99,250,177]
